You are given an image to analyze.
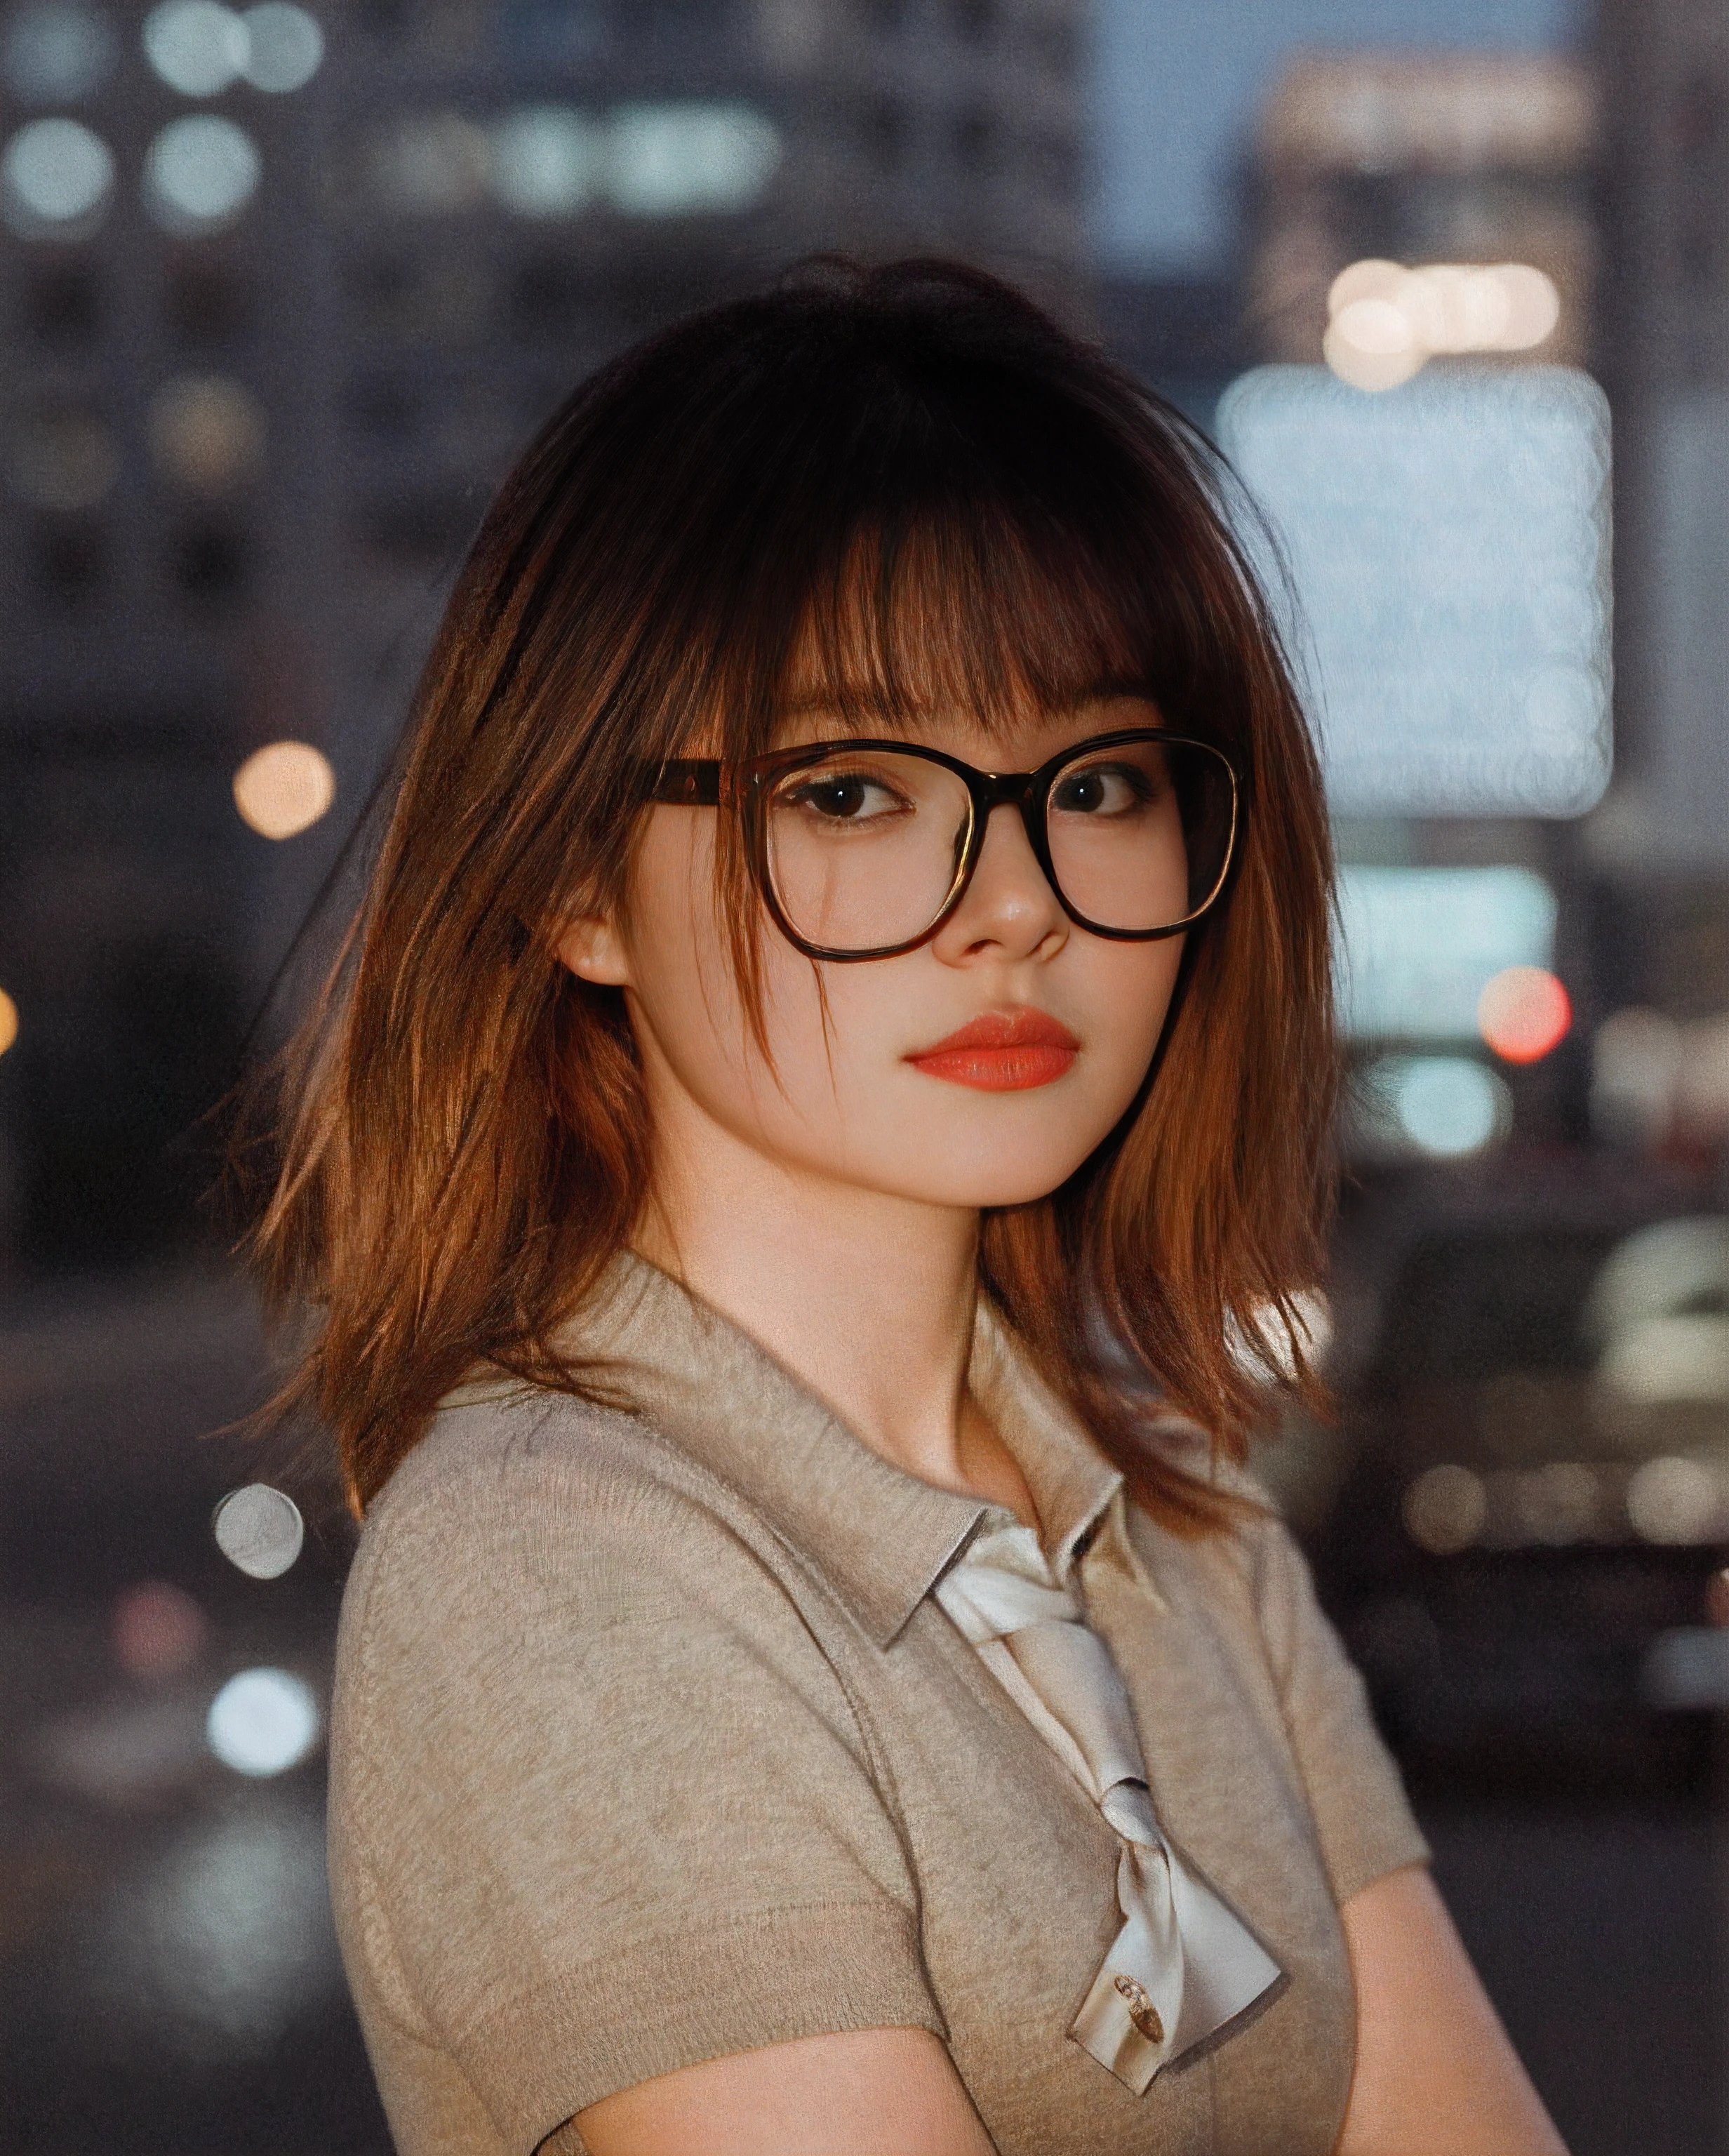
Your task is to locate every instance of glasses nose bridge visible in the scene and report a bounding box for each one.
[973,766,1039,818]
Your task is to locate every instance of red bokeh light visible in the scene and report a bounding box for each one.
[1476,966,1572,1064]
[112,1579,206,1681]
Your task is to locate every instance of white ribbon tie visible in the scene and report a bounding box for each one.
[936,1520,1282,2093]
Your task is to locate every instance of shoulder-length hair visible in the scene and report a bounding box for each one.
[250,259,1337,1524]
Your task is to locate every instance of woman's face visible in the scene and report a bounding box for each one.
[559,696,1187,1213]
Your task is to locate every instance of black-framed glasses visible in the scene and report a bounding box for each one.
[650,729,1240,962]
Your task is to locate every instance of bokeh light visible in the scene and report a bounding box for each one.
[1512,1461,1600,1546]
[0,987,17,1056]
[213,1484,305,1579]
[232,739,335,837]
[1,114,114,234]
[205,1668,320,1776]
[1,0,116,102]
[1627,1456,1722,1545]
[142,0,246,96]
[608,102,782,217]
[1324,258,1563,390]
[144,112,260,234]
[112,1580,207,1679]
[149,374,265,493]
[489,105,600,217]
[1323,295,1424,391]
[1476,964,1572,1063]
[1373,1053,1511,1157]
[1403,1463,1487,1554]
[240,1,321,91]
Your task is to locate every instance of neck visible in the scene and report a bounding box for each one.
[633,1103,982,1496]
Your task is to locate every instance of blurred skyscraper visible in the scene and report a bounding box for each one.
[1591,0,1728,917]
[0,0,1093,1280]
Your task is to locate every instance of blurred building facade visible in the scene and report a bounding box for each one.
[1591,0,1729,992]
[1246,51,1597,373]
[0,0,1094,1282]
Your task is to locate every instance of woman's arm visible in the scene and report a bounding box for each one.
[574,2026,997,2156]
[1335,1863,1568,2155]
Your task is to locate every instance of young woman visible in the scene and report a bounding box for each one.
[258,262,1566,2155]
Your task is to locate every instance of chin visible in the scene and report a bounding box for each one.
[883,1143,1102,1211]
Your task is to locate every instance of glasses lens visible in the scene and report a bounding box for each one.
[763,747,973,954]
[1044,738,1234,933]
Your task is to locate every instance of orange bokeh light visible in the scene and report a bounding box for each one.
[1477,965,1572,1063]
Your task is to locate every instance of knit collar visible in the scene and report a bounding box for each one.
[549,1250,1132,1648]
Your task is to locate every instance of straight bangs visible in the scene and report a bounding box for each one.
[248,260,1336,1522]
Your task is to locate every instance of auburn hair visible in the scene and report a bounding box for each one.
[248,259,1337,1524]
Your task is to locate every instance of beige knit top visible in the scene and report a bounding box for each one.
[326,1253,1429,2155]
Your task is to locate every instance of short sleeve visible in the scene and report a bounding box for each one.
[330,1434,943,2152]
[1248,1514,1431,1907]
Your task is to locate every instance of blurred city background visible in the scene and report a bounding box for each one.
[0,0,1724,2149]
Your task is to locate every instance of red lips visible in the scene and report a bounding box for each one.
[905,1008,1080,1091]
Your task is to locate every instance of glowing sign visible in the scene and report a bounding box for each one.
[1218,366,1612,818]
[1336,865,1556,1039]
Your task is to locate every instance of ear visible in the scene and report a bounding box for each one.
[555,910,633,988]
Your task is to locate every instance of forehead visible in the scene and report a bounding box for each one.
[772,689,1165,766]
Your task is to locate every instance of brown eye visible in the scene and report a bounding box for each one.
[1051,762,1154,816]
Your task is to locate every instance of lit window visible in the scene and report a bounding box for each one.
[1336,866,1556,1041]
[1219,366,1611,818]
[142,0,248,96]
[1,0,116,102]
[145,113,260,233]
[606,103,782,217]
[1,117,114,236]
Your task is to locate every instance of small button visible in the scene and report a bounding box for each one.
[1113,1973,1164,2044]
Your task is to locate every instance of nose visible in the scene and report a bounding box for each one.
[929,802,1068,966]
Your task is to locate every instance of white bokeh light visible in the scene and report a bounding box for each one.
[145,112,260,232]
[1,115,114,233]
[1323,259,1564,390]
[1387,1056,1509,1157]
[142,0,247,95]
[490,105,600,216]
[206,1668,321,1777]
[607,103,782,217]
[241,1,321,91]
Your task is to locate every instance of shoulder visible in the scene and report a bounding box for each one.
[338,1383,850,1704]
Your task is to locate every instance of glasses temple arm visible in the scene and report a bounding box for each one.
[649,759,723,806]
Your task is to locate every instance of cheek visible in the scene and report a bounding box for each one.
[620,816,848,1138]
